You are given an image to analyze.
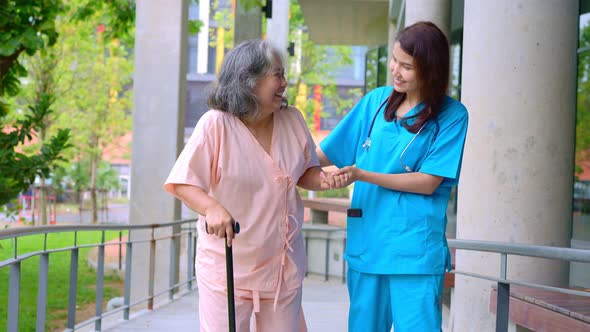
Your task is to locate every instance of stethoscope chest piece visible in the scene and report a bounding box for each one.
[362,137,371,151]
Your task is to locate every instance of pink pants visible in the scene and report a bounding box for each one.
[197,279,308,332]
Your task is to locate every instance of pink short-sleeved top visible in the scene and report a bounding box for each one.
[164,107,319,292]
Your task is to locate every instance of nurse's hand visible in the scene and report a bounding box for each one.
[204,203,237,246]
[321,170,351,189]
[331,166,357,188]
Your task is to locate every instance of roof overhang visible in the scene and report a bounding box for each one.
[298,0,390,46]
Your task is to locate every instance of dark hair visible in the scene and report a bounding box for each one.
[384,21,450,132]
[207,39,287,119]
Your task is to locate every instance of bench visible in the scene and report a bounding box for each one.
[302,198,349,224]
[489,286,590,331]
[302,223,346,282]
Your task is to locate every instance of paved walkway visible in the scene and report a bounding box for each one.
[100,275,349,332]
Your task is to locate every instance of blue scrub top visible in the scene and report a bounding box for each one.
[320,86,469,275]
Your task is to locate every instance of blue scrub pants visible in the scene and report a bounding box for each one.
[347,269,444,332]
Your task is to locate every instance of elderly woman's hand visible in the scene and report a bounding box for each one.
[204,202,237,246]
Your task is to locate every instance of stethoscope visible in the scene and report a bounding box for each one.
[361,98,438,172]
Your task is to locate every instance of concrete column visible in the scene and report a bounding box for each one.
[386,22,397,86]
[454,1,578,330]
[404,0,451,38]
[130,0,188,307]
[266,0,289,54]
[386,0,400,86]
[235,0,262,44]
[197,0,210,74]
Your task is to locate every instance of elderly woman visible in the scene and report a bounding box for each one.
[164,39,339,332]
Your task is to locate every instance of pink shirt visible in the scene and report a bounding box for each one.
[164,107,319,293]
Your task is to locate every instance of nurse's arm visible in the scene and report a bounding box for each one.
[297,166,349,191]
[336,166,444,195]
[316,147,333,167]
[174,184,237,246]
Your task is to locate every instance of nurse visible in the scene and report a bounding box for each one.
[164,39,342,332]
[318,21,469,332]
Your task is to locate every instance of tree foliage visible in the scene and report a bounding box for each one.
[577,22,590,175]
[51,4,133,223]
[70,0,136,45]
[0,94,71,205]
[0,0,62,98]
[286,0,361,129]
[0,0,135,207]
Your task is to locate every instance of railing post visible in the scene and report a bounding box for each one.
[496,253,509,332]
[305,235,309,277]
[8,262,21,332]
[123,237,133,320]
[67,247,79,330]
[169,233,177,300]
[36,253,49,332]
[187,230,193,291]
[118,231,123,270]
[94,231,105,331]
[148,228,156,310]
[325,237,330,281]
[192,231,197,280]
[342,237,346,284]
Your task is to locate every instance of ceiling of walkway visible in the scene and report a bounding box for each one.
[299,0,590,46]
[297,0,390,46]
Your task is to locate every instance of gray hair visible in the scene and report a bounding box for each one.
[207,39,287,119]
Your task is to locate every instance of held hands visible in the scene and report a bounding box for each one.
[320,166,358,189]
[204,202,237,246]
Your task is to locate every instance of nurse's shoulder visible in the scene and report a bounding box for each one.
[346,86,393,120]
[438,96,468,127]
[366,86,394,103]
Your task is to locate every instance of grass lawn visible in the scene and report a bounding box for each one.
[0,230,125,331]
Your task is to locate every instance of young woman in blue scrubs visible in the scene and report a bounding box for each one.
[317,21,469,332]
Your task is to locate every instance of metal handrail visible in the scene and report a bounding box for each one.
[448,239,590,263]
[447,238,590,331]
[0,219,199,332]
[0,229,195,268]
[3,220,590,332]
[0,219,195,240]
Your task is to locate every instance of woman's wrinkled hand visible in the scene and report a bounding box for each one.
[204,203,237,246]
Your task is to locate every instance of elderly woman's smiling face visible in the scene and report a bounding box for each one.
[254,60,287,115]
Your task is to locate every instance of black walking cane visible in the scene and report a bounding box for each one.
[206,221,241,332]
[225,221,240,332]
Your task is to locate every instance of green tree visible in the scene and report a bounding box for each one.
[0,1,61,97]
[0,1,71,207]
[0,0,136,208]
[12,43,67,224]
[55,7,133,223]
[577,22,590,176]
[209,0,235,50]
[287,0,361,130]
[56,159,121,205]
